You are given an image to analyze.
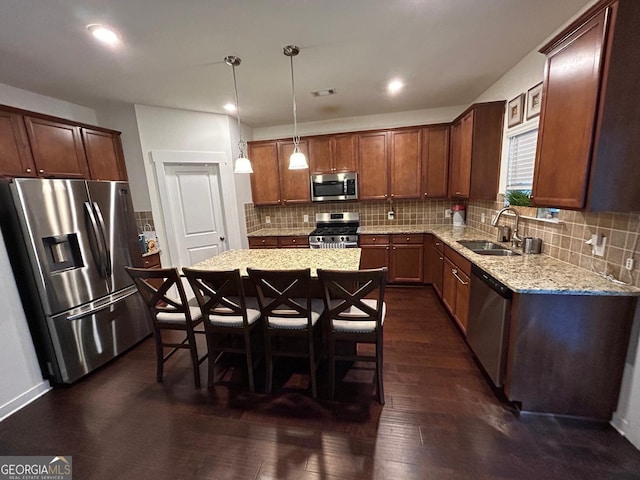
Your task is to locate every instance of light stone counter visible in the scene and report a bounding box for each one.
[364,224,640,296]
[247,227,313,237]
[191,248,361,277]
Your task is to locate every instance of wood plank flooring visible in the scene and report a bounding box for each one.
[1,286,640,479]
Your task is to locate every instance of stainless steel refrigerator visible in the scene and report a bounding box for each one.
[0,178,151,384]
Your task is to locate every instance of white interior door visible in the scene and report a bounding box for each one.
[163,163,227,266]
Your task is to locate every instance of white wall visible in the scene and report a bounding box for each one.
[134,105,249,262]
[0,82,101,420]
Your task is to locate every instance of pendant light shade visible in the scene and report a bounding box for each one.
[225,55,253,174]
[283,45,308,170]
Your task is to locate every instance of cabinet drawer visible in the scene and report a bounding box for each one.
[359,234,390,246]
[142,253,161,269]
[444,245,471,276]
[279,236,309,248]
[391,234,424,245]
[248,236,279,248]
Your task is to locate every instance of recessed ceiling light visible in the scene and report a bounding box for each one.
[388,79,404,94]
[87,24,120,46]
[223,103,236,112]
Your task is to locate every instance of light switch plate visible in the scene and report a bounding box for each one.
[303,214,309,223]
[265,215,271,224]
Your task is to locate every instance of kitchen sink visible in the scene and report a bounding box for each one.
[457,240,521,256]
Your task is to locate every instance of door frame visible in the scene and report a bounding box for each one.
[151,150,242,267]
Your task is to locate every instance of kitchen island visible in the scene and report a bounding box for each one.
[191,248,361,276]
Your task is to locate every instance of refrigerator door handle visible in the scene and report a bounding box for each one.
[84,201,108,278]
[66,288,138,321]
[92,202,112,278]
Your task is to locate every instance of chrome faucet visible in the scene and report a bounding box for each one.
[492,207,522,248]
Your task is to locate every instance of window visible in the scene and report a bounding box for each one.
[505,128,537,195]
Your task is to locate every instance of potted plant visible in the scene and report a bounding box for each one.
[505,190,538,217]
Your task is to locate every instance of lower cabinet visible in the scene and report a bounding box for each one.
[248,236,309,249]
[360,234,423,283]
[428,236,445,297]
[441,245,471,333]
[141,252,161,269]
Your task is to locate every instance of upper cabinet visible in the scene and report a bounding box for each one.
[81,128,127,181]
[421,125,449,198]
[248,141,281,206]
[24,116,90,179]
[0,104,129,181]
[0,109,37,177]
[532,0,640,211]
[358,131,389,200]
[390,128,422,199]
[448,101,504,200]
[308,133,357,174]
[248,139,310,206]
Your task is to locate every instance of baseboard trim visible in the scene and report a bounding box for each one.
[0,381,51,422]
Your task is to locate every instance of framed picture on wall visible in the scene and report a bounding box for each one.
[508,93,525,128]
[526,82,543,120]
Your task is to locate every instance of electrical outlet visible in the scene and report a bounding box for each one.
[444,209,452,218]
[303,214,309,223]
[626,258,635,270]
[592,234,606,256]
[265,215,271,224]
[387,211,395,220]
[481,213,486,224]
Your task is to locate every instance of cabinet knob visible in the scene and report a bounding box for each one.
[386,246,390,250]
[292,239,296,243]
[372,237,376,241]
[406,237,410,241]
[455,191,462,195]
[391,193,395,198]
[424,192,428,197]
[393,246,396,250]
[39,169,44,174]
[261,239,266,244]
[26,168,32,173]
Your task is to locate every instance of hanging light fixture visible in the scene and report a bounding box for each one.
[283,45,308,170]
[225,55,253,174]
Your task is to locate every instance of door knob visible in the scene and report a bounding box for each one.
[219,236,225,241]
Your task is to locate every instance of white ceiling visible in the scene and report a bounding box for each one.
[0,0,591,128]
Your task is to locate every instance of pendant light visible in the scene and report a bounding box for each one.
[283,45,308,170]
[225,55,253,174]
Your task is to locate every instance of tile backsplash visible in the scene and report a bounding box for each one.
[134,211,155,234]
[467,199,640,288]
[245,198,640,288]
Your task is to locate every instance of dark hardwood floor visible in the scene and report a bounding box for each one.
[1,286,640,479]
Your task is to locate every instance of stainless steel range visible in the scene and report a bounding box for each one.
[308,212,360,248]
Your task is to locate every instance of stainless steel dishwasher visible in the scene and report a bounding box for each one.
[467,265,513,387]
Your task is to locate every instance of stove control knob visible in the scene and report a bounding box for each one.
[316,237,321,241]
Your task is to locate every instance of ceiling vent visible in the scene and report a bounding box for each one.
[311,88,337,97]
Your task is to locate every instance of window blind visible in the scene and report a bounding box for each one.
[506,128,538,192]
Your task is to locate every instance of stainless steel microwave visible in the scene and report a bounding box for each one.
[311,172,358,202]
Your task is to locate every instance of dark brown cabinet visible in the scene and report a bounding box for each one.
[441,245,471,333]
[0,109,36,177]
[425,235,444,296]
[359,234,390,270]
[278,236,309,248]
[278,140,311,205]
[24,116,90,179]
[448,102,504,200]
[81,128,127,181]
[248,236,309,249]
[308,134,357,174]
[248,142,281,206]
[389,234,423,283]
[248,236,279,249]
[421,126,449,198]
[532,0,640,211]
[357,131,388,200]
[390,128,422,199]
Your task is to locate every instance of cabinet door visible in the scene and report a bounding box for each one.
[278,140,311,204]
[532,9,607,209]
[0,110,36,177]
[308,136,332,174]
[390,242,423,283]
[431,244,444,297]
[442,257,458,316]
[81,128,127,181]
[358,131,388,200]
[449,112,472,198]
[24,116,89,178]
[422,126,449,198]
[360,245,390,270]
[332,134,357,172]
[454,268,470,333]
[390,129,421,199]
[249,142,281,206]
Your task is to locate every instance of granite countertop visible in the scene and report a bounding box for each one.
[247,227,313,237]
[191,248,361,277]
